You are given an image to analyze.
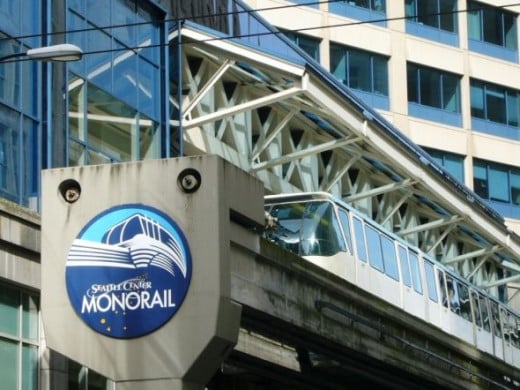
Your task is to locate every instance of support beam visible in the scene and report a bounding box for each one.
[182,87,303,130]
[344,178,417,203]
[250,136,361,173]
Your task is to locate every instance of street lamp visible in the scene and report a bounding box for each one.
[0,43,83,63]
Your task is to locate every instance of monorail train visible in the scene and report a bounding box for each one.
[264,192,520,369]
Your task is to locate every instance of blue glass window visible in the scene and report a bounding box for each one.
[405,0,458,46]
[407,63,461,126]
[470,79,520,139]
[423,147,464,183]
[329,1,386,27]
[0,1,41,47]
[287,0,319,8]
[405,0,456,32]
[68,80,161,165]
[473,159,520,207]
[0,3,42,209]
[468,1,518,62]
[283,31,320,62]
[331,44,389,109]
[67,0,164,167]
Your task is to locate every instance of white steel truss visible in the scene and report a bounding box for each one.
[174,25,520,305]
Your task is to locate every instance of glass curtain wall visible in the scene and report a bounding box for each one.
[66,0,165,166]
[0,1,42,207]
[0,283,39,390]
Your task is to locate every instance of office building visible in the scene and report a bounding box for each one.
[2,0,520,388]
[247,0,520,229]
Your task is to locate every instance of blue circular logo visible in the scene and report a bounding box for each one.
[65,204,192,339]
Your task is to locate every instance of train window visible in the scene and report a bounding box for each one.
[409,251,423,294]
[264,203,304,254]
[502,310,519,346]
[424,261,438,302]
[501,308,511,344]
[397,245,412,287]
[489,301,502,337]
[456,281,471,321]
[338,209,353,254]
[352,217,368,263]
[381,235,399,280]
[438,272,448,309]
[471,291,491,332]
[366,225,384,272]
[479,295,491,332]
[301,202,346,256]
[514,316,520,347]
[445,276,460,314]
[471,291,482,328]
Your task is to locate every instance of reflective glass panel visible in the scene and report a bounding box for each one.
[489,165,509,203]
[366,225,384,272]
[397,245,412,287]
[352,217,368,262]
[22,344,38,390]
[22,295,39,341]
[424,260,438,302]
[0,338,17,389]
[0,282,19,336]
[409,251,422,294]
[338,209,353,254]
[381,235,399,280]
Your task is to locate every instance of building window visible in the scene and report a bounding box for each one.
[468,1,518,61]
[405,0,457,32]
[0,2,41,48]
[68,360,114,390]
[423,147,464,183]
[345,0,385,12]
[331,44,388,95]
[474,159,520,206]
[283,31,320,62]
[0,283,39,390]
[404,0,458,46]
[407,63,461,126]
[68,80,161,166]
[67,0,164,166]
[471,79,519,127]
[287,0,319,9]
[330,44,389,109]
[329,0,386,27]
[0,35,39,207]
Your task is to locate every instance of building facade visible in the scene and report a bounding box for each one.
[2,0,520,388]
[247,0,520,229]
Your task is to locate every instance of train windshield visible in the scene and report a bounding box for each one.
[265,200,346,256]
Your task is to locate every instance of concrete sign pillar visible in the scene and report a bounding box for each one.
[41,155,264,389]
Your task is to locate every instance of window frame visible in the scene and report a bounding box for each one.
[473,158,520,207]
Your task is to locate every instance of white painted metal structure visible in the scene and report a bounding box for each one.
[173,21,520,306]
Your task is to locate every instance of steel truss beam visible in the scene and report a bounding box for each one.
[175,25,520,305]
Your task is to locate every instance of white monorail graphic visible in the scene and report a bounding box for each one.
[67,213,188,277]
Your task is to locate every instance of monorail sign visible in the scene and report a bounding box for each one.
[65,204,192,339]
[41,156,264,389]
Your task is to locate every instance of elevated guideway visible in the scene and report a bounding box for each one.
[220,222,520,389]
[167,4,520,307]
